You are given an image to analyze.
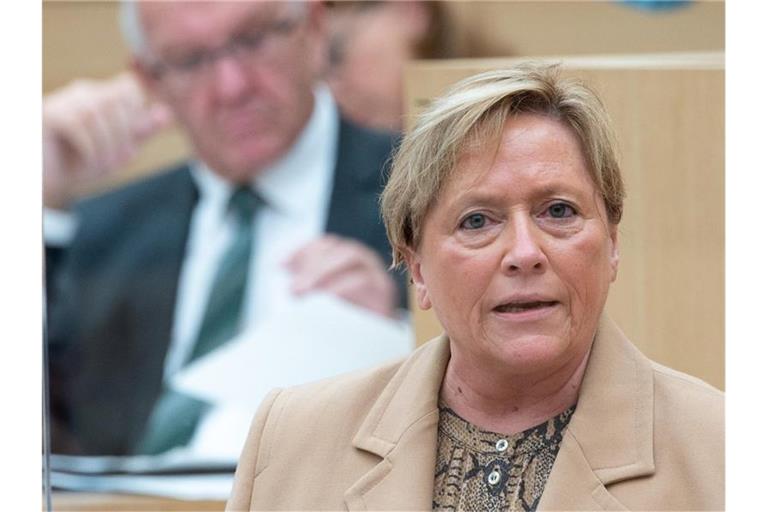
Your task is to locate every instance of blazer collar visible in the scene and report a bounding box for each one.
[345,315,656,511]
[538,315,656,510]
[345,336,451,511]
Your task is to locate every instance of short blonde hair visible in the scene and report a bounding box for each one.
[381,62,625,268]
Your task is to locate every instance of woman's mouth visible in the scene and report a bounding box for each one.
[493,300,558,313]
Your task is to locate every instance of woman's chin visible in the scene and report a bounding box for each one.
[478,332,581,377]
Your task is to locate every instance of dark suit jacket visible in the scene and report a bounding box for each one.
[47,118,405,455]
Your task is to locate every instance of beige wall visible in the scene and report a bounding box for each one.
[43,2,128,91]
[43,1,725,90]
[445,1,724,57]
[43,1,724,195]
[405,54,724,390]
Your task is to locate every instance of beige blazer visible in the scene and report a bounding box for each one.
[227,316,724,511]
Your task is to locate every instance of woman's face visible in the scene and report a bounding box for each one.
[408,114,619,378]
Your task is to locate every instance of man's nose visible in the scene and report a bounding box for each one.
[210,55,251,102]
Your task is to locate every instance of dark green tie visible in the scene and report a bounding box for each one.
[136,187,261,454]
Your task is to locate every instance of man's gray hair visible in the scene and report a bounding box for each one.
[117,1,310,62]
[118,1,151,60]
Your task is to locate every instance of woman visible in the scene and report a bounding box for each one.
[227,63,723,511]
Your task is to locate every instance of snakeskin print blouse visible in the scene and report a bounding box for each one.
[432,402,575,511]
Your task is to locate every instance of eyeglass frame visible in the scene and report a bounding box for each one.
[144,10,308,87]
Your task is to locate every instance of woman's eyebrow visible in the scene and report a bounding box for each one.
[451,182,587,205]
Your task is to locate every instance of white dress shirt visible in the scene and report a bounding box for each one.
[178,85,348,457]
[165,85,338,378]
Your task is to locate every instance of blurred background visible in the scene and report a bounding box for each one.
[43,1,724,197]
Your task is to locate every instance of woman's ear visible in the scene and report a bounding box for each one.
[404,248,432,310]
[608,224,620,283]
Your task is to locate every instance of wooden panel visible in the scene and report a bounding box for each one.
[404,54,724,390]
[42,1,724,93]
[444,0,724,57]
[42,2,127,92]
[42,1,723,197]
[51,492,224,511]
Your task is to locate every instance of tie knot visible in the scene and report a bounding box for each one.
[228,186,261,222]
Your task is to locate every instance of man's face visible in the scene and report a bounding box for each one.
[326,3,423,132]
[136,1,324,182]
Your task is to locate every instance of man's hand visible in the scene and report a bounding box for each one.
[43,72,173,210]
[285,235,398,319]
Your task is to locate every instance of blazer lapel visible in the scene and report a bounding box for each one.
[127,165,198,365]
[120,166,198,445]
[538,316,655,510]
[344,336,451,511]
[66,164,199,453]
[342,317,654,511]
[344,411,439,511]
[538,430,629,510]
[325,118,383,239]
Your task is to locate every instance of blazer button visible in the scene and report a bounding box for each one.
[487,469,501,485]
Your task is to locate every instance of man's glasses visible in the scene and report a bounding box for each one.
[147,14,305,91]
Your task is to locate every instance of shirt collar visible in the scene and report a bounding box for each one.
[190,84,339,217]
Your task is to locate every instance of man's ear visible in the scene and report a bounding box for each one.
[405,248,432,310]
[131,57,173,104]
[130,57,164,103]
[608,223,620,283]
[130,58,179,131]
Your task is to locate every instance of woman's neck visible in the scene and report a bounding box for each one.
[439,346,591,435]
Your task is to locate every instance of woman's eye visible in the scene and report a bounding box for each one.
[460,213,488,230]
[547,202,576,219]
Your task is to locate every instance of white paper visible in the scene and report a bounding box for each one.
[173,292,413,458]
[174,293,412,405]
[51,472,233,501]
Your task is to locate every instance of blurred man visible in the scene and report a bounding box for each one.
[325,1,456,132]
[46,1,406,456]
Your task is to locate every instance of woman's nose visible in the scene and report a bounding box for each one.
[500,217,547,275]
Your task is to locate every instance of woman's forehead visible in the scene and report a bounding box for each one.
[447,115,591,191]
